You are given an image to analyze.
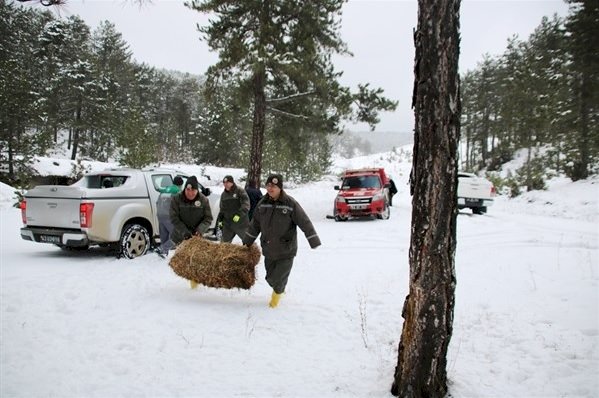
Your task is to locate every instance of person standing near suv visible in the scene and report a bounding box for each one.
[243,174,321,308]
[156,175,184,255]
[217,175,250,243]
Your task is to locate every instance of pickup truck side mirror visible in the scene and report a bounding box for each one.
[334,185,340,190]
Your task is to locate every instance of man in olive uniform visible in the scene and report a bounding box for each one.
[170,175,213,289]
[217,175,250,243]
[243,174,321,308]
[170,175,213,245]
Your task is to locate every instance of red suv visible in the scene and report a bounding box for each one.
[333,168,391,221]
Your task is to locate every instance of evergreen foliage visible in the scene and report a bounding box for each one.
[0,2,206,185]
[2,1,597,189]
[186,0,398,187]
[461,1,599,188]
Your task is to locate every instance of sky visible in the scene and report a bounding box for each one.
[34,0,570,133]
[1,148,598,397]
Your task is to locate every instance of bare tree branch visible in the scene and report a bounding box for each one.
[16,0,148,6]
[265,91,317,105]
[266,106,309,120]
[16,0,66,6]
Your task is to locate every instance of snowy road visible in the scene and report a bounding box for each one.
[1,174,598,397]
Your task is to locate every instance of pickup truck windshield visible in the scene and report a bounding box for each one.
[342,176,381,189]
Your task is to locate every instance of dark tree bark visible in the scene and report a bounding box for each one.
[391,0,460,397]
[247,67,267,189]
[71,99,82,161]
[573,72,591,180]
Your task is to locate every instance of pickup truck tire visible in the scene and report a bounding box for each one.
[119,223,151,259]
[472,206,487,215]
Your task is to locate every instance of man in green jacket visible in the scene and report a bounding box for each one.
[243,174,321,308]
[170,175,213,245]
[217,175,250,243]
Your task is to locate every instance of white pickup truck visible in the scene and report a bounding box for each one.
[457,172,496,214]
[19,168,211,259]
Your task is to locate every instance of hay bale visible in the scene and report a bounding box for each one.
[169,236,261,289]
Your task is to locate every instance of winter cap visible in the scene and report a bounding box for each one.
[185,176,199,190]
[223,175,234,184]
[173,176,184,186]
[265,174,283,189]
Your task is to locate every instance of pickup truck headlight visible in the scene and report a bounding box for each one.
[372,192,385,202]
[335,196,345,203]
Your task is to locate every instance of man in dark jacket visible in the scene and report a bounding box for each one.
[243,174,321,308]
[388,178,398,206]
[245,184,263,221]
[170,175,213,245]
[217,175,250,243]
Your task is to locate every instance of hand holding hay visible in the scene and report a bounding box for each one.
[169,236,261,289]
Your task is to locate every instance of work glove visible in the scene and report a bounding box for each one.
[232,215,240,223]
[217,221,223,228]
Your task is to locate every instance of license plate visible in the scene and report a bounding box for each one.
[40,234,60,244]
[349,204,367,210]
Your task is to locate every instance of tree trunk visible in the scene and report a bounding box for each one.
[391,0,460,396]
[247,67,267,189]
[525,144,532,192]
[7,121,15,179]
[575,72,590,180]
[71,99,82,161]
[464,113,471,170]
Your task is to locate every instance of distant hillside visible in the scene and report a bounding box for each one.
[351,131,413,153]
[331,130,413,157]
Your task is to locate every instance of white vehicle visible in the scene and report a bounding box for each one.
[19,168,211,259]
[457,172,496,214]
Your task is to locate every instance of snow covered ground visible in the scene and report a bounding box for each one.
[1,150,598,397]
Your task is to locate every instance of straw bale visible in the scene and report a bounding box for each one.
[169,236,261,289]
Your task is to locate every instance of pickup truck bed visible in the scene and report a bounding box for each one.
[457,172,496,214]
[20,168,210,258]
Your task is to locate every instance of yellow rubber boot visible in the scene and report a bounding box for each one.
[190,280,198,289]
[269,291,282,308]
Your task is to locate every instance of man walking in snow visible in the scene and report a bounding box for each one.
[243,174,321,308]
[217,175,250,243]
[170,176,213,245]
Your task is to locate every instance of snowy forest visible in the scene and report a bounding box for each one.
[0,0,597,191]
[460,1,598,189]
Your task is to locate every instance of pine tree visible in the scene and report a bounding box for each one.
[0,2,50,183]
[391,0,460,395]
[186,0,396,187]
[88,21,134,161]
[564,0,599,180]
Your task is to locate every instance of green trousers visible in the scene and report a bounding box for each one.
[264,257,294,294]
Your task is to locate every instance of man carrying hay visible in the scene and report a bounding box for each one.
[170,176,213,242]
[217,175,250,243]
[170,176,213,288]
[243,174,321,308]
